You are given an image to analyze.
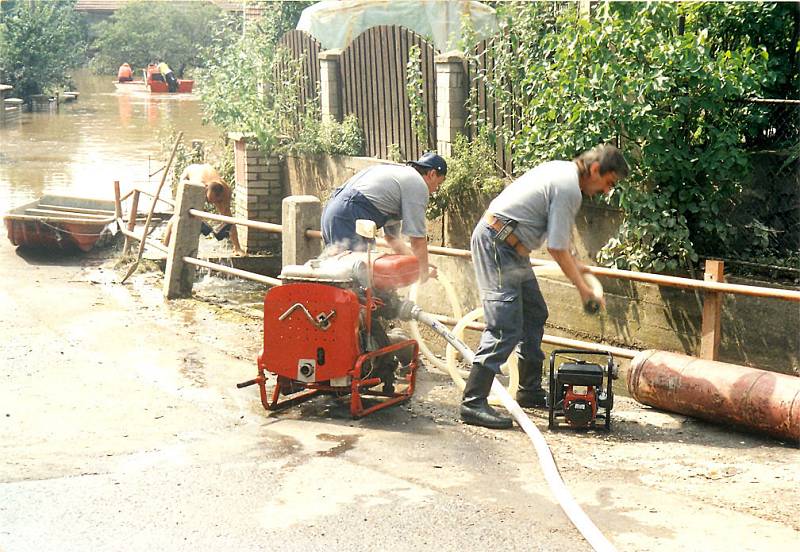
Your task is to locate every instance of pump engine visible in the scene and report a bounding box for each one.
[237,251,421,418]
[548,349,614,430]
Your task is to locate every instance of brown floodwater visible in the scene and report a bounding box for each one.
[0,69,219,214]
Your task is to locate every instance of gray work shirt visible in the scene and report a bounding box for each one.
[488,160,582,251]
[349,164,429,238]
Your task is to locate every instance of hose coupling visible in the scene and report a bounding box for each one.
[396,299,422,321]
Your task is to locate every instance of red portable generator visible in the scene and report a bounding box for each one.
[238,251,420,418]
[547,349,614,431]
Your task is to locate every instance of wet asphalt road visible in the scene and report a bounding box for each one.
[3,238,799,552]
[0,239,586,552]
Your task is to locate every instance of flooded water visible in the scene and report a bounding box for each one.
[0,69,219,214]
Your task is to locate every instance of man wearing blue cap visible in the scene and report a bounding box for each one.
[321,152,447,283]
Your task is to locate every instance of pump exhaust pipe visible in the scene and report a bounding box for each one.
[628,350,800,444]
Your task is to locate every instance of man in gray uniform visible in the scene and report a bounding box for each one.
[461,144,629,429]
[321,152,447,283]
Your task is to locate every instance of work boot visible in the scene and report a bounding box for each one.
[460,365,513,430]
[516,359,547,408]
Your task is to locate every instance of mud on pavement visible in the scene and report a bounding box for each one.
[1,240,798,552]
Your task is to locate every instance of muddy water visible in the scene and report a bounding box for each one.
[0,69,219,214]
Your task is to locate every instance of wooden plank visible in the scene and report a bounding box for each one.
[700,260,725,360]
[374,27,387,159]
[357,34,372,156]
[38,204,115,215]
[399,27,412,159]
[423,39,436,151]
[409,32,420,159]
[25,208,111,219]
[392,25,407,157]
[361,31,378,157]
[387,26,401,156]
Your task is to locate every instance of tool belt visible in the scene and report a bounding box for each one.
[485,214,530,258]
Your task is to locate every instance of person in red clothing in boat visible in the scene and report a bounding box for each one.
[117,63,133,82]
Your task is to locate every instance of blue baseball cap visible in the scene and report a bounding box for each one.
[408,152,447,176]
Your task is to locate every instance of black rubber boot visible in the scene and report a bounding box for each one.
[460,365,513,429]
[516,359,547,408]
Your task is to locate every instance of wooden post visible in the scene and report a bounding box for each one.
[113,180,122,220]
[700,260,724,360]
[163,181,205,299]
[123,190,140,256]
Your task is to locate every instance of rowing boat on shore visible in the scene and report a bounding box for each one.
[3,195,118,252]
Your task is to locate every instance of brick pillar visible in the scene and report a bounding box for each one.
[230,133,283,253]
[435,52,467,157]
[319,49,343,123]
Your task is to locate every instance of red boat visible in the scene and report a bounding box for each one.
[144,65,194,94]
[4,195,118,252]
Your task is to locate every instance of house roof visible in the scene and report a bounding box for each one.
[74,0,259,14]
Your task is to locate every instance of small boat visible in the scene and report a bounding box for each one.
[144,65,194,94]
[113,80,147,93]
[147,77,194,94]
[3,195,118,252]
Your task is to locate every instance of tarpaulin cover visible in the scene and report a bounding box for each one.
[296,0,498,52]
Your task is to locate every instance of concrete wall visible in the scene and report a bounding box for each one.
[273,153,799,375]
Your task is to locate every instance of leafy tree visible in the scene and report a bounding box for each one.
[682,1,799,98]
[197,0,362,157]
[90,1,222,77]
[475,2,772,272]
[0,0,87,99]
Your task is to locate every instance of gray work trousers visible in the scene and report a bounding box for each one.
[471,219,549,374]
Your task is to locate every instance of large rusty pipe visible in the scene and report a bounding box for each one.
[628,350,800,444]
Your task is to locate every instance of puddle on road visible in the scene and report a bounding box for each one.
[316,433,360,457]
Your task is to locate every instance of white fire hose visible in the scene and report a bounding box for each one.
[404,268,616,552]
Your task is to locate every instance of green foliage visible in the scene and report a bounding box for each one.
[406,44,431,150]
[0,0,87,99]
[428,130,505,219]
[477,1,772,272]
[90,1,222,77]
[197,1,317,155]
[290,108,364,157]
[682,1,799,98]
[158,127,206,198]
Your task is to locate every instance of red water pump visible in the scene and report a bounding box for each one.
[238,251,421,418]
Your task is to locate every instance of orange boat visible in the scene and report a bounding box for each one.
[3,195,117,252]
[145,65,194,94]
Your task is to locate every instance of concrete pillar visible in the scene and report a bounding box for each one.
[319,49,343,123]
[163,181,205,299]
[435,52,467,156]
[282,196,321,266]
[230,132,283,253]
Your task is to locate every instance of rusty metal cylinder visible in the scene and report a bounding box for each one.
[628,350,800,444]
